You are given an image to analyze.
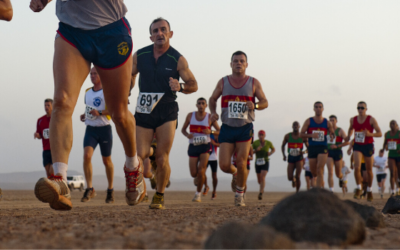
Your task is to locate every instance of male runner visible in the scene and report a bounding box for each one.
[0,0,12,21]
[30,0,142,210]
[182,98,220,202]
[346,101,382,201]
[304,156,314,190]
[131,18,198,209]
[34,99,54,177]
[79,67,115,204]
[282,121,308,192]
[300,102,335,188]
[209,51,268,206]
[204,133,220,200]
[374,149,388,198]
[348,145,368,198]
[326,115,349,192]
[383,120,400,196]
[253,130,275,199]
[341,163,351,196]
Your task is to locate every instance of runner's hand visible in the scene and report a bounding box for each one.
[347,148,352,156]
[90,110,100,116]
[364,129,372,137]
[257,145,262,152]
[283,155,287,161]
[210,113,219,122]
[187,134,194,139]
[344,135,351,142]
[329,134,335,140]
[80,114,86,122]
[311,133,320,139]
[169,78,180,91]
[330,145,337,149]
[202,128,211,135]
[34,132,41,139]
[30,0,47,12]
[246,101,254,111]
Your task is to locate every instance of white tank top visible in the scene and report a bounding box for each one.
[189,112,211,145]
[84,88,111,127]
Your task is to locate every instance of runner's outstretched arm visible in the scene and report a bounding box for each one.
[281,134,289,161]
[173,56,197,94]
[346,118,354,142]
[368,117,382,138]
[382,132,388,151]
[209,79,223,122]
[0,0,12,21]
[253,79,268,110]
[30,0,52,13]
[181,113,193,139]
[130,52,138,91]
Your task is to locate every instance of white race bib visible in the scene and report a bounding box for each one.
[136,93,164,114]
[355,132,365,143]
[228,101,248,119]
[327,135,336,144]
[85,106,97,120]
[388,141,397,150]
[312,130,325,142]
[256,158,266,166]
[289,148,301,157]
[193,135,208,146]
[43,128,50,139]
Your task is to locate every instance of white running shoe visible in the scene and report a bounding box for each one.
[124,163,146,206]
[192,193,201,202]
[235,195,245,207]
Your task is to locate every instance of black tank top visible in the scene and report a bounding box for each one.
[137,45,182,104]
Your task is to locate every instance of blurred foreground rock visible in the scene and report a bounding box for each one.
[382,195,400,214]
[344,200,385,228]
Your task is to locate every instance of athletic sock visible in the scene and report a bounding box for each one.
[357,184,362,190]
[367,187,372,192]
[126,153,139,171]
[52,162,68,181]
[156,192,164,197]
[235,186,245,197]
[329,187,334,192]
[195,191,201,196]
[378,187,381,193]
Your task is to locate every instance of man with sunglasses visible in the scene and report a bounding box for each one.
[300,101,335,188]
[346,101,382,201]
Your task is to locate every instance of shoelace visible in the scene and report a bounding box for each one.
[125,170,139,190]
[48,174,63,181]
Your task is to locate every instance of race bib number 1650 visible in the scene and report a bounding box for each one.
[228,101,248,119]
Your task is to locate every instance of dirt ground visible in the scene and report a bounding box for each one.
[0,190,400,249]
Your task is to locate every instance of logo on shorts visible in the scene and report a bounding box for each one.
[118,42,129,56]
[324,149,327,153]
[93,97,102,107]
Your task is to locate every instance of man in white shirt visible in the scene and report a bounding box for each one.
[341,164,351,196]
[374,149,388,198]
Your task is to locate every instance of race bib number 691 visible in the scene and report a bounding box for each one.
[228,101,248,119]
[136,93,164,114]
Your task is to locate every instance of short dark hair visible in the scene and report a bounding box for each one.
[197,97,207,103]
[379,149,384,153]
[358,101,367,107]
[329,115,337,121]
[231,51,247,62]
[45,98,53,104]
[314,101,323,107]
[149,17,171,35]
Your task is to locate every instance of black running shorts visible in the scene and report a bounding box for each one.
[207,160,218,173]
[135,102,178,130]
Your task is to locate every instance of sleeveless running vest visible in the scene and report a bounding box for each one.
[328,128,343,150]
[137,45,182,104]
[307,118,328,146]
[288,133,303,156]
[352,115,374,145]
[221,76,255,127]
[209,134,218,161]
[386,130,400,157]
[84,88,111,127]
[189,112,211,145]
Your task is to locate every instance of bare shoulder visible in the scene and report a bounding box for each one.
[177,56,189,70]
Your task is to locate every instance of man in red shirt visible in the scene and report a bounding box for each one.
[35,99,54,177]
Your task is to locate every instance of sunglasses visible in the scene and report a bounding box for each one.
[357,107,365,110]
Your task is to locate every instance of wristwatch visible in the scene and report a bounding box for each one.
[99,110,103,115]
[179,83,184,92]
[255,103,259,109]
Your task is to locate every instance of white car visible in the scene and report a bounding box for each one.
[67,175,85,192]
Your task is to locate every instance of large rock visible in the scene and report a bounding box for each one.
[260,188,365,246]
[382,195,400,214]
[344,200,385,228]
[204,221,294,249]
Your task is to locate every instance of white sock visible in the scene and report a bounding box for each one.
[367,187,372,192]
[396,188,399,193]
[357,184,362,190]
[329,187,334,192]
[378,187,381,192]
[195,191,201,195]
[125,153,139,171]
[52,162,68,181]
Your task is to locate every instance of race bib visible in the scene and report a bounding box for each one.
[256,158,266,166]
[85,106,96,120]
[312,130,325,142]
[355,132,365,143]
[289,148,301,157]
[327,135,336,144]
[228,101,248,119]
[388,141,397,150]
[136,93,164,114]
[43,129,50,139]
[193,136,208,146]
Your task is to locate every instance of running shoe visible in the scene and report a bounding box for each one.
[105,189,114,204]
[380,193,383,199]
[203,186,209,196]
[231,173,237,192]
[34,175,72,210]
[150,176,157,190]
[124,163,146,206]
[211,192,216,200]
[361,190,367,199]
[192,193,201,202]
[339,179,343,188]
[353,189,362,199]
[234,195,245,207]
[258,192,262,200]
[81,188,96,202]
[142,194,149,202]
[367,191,373,202]
[292,177,296,188]
[149,193,165,209]
[391,192,395,197]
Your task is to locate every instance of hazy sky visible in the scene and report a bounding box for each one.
[1,1,400,184]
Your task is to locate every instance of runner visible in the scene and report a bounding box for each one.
[79,67,115,204]
[348,145,368,198]
[341,163,351,197]
[131,18,198,209]
[209,51,268,206]
[181,98,220,202]
[383,120,400,196]
[303,156,314,190]
[373,149,388,198]
[232,147,253,196]
[346,101,382,201]
[0,0,12,21]
[282,121,308,193]
[300,102,335,188]
[34,99,54,177]
[31,0,142,210]
[326,115,350,192]
[204,133,220,200]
